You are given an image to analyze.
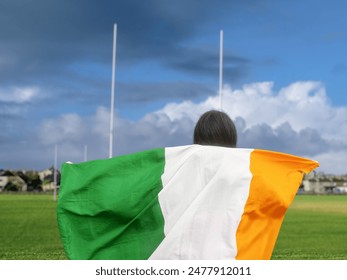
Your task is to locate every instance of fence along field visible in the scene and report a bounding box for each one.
[0,194,346,260]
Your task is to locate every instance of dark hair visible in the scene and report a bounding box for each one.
[193,110,237,148]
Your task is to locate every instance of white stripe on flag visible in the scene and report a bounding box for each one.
[149,145,253,259]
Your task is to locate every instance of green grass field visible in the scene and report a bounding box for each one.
[0,193,346,260]
[0,193,66,260]
[272,195,347,259]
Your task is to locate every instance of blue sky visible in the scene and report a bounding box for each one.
[1,0,347,174]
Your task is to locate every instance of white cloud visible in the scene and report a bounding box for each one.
[39,113,86,145]
[314,151,347,175]
[157,81,347,142]
[0,86,40,103]
[36,81,347,174]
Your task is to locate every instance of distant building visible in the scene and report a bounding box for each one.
[38,166,61,192]
[302,172,347,194]
[0,170,27,192]
[0,167,60,192]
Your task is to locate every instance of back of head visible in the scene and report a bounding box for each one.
[193,110,237,148]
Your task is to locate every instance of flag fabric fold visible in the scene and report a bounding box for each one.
[57,145,319,260]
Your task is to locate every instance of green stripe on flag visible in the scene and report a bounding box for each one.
[57,148,166,260]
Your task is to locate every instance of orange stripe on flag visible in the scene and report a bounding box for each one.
[235,149,319,260]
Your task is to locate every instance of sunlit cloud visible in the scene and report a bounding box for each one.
[35,81,347,174]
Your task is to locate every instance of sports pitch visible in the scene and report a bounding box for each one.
[272,195,347,259]
[0,193,346,260]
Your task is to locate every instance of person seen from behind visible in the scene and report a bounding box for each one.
[193,110,237,148]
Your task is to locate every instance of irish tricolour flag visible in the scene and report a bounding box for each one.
[57,145,318,260]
